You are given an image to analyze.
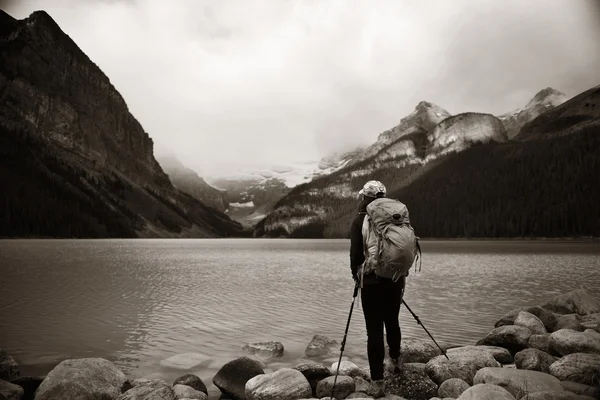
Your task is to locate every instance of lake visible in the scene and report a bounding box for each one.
[1,239,599,397]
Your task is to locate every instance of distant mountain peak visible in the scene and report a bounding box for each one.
[531,87,566,103]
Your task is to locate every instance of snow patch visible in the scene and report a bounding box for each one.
[230,201,255,208]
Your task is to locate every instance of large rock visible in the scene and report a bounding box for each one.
[496,309,524,328]
[518,391,596,400]
[426,351,501,385]
[173,384,206,400]
[352,376,370,393]
[245,368,312,400]
[0,379,24,400]
[515,311,548,334]
[549,329,600,356]
[330,361,368,379]
[549,353,600,386]
[0,350,19,381]
[560,381,600,399]
[437,378,470,398]
[34,358,127,400]
[399,339,441,363]
[9,376,44,400]
[554,314,585,332]
[480,325,533,352]
[542,289,600,316]
[473,367,564,399]
[117,380,175,400]
[456,383,516,400]
[292,363,331,395]
[242,341,284,359]
[580,313,600,333]
[315,375,355,399]
[527,307,561,332]
[514,349,556,373]
[305,335,338,358]
[528,334,554,355]
[383,362,437,400]
[451,345,513,364]
[212,357,265,400]
[173,375,207,395]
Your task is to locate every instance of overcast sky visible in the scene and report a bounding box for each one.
[3,0,600,176]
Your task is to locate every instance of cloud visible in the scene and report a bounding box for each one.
[3,0,600,176]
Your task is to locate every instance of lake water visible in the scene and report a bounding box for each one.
[1,239,599,398]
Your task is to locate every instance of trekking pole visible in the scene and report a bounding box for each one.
[330,283,360,399]
[402,299,450,360]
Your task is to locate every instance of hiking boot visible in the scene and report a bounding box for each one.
[367,379,385,398]
[391,356,403,372]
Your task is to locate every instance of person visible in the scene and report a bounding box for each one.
[350,180,406,397]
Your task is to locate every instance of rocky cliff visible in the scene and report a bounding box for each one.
[0,10,244,238]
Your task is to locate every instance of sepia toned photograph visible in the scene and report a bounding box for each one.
[0,1,599,399]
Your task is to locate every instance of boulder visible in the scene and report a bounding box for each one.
[305,335,338,358]
[0,379,24,400]
[473,367,564,399]
[526,307,561,332]
[315,375,355,399]
[549,353,600,386]
[528,334,554,355]
[549,329,600,356]
[330,361,367,378]
[0,350,19,381]
[346,392,371,399]
[456,383,516,400]
[580,313,600,333]
[242,341,284,359]
[212,357,265,400]
[245,368,312,400]
[425,350,501,385]
[560,381,600,399]
[173,375,207,395]
[480,325,532,353]
[515,311,548,334]
[554,314,585,332]
[34,358,127,400]
[117,380,175,400]
[542,289,600,316]
[451,345,513,364]
[518,391,596,400]
[173,384,206,400]
[514,349,556,373]
[383,362,437,400]
[9,376,44,400]
[353,376,370,393]
[399,339,441,363]
[437,378,470,398]
[496,308,524,328]
[292,363,331,395]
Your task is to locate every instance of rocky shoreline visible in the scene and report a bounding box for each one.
[2,288,599,400]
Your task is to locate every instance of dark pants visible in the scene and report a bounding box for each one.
[360,277,405,380]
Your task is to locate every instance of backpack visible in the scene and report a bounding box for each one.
[364,198,421,282]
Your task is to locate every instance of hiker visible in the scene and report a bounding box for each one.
[350,180,406,397]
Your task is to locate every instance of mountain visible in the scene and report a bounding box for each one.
[0,10,244,238]
[255,84,599,238]
[157,156,228,212]
[498,87,568,138]
[254,102,509,237]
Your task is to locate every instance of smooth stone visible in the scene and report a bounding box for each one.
[245,368,312,400]
[399,339,441,363]
[173,374,207,395]
[330,361,365,378]
[316,375,355,399]
[554,314,585,332]
[549,329,600,356]
[526,307,561,332]
[514,348,557,373]
[515,311,548,334]
[118,380,175,400]
[528,334,555,355]
[519,391,596,400]
[353,376,370,393]
[473,367,564,399]
[457,383,516,400]
[451,345,514,364]
[579,313,600,333]
[346,391,372,399]
[480,325,533,353]
[549,353,600,386]
[0,379,24,400]
[0,350,19,382]
[542,289,600,316]
[242,341,284,359]
[425,350,500,385]
[305,335,339,358]
[437,378,470,398]
[160,353,209,370]
[173,384,206,400]
[560,381,600,398]
[383,362,437,400]
[34,358,127,400]
[212,357,264,400]
[292,363,331,395]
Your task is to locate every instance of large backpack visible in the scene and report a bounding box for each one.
[364,198,421,281]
